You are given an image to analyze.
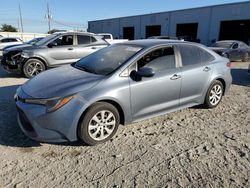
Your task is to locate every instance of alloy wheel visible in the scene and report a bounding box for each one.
[26,62,44,77]
[209,84,222,106]
[88,110,116,141]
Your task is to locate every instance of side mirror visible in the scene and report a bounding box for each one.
[136,67,155,77]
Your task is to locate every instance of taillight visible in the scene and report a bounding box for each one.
[226,62,231,68]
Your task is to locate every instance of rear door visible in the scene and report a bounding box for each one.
[177,44,215,105]
[75,35,106,59]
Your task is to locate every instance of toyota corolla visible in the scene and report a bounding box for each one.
[15,40,232,145]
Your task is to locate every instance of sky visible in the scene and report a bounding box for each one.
[0,0,247,33]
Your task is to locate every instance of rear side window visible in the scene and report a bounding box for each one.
[77,35,91,45]
[179,45,214,66]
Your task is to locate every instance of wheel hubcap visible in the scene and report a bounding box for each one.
[209,85,222,105]
[88,110,116,141]
[27,62,43,77]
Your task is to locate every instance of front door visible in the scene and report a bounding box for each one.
[47,34,78,65]
[129,46,181,121]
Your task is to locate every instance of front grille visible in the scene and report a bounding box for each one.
[17,106,36,134]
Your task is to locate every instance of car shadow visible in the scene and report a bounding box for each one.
[231,69,250,87]
[0,66,24,78]
[0,85,41,147]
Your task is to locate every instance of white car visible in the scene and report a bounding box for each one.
[0,37,23,56]
[98,33,128,44]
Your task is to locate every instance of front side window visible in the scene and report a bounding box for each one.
[232,43,239,49]
[53,35,73,46]
[137,47,176,72]
[179,45,214,66]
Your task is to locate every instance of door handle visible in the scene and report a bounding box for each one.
[203,66,211,72]
[170,74,181,80]
[68,48,74,50]
[91,47,97,49]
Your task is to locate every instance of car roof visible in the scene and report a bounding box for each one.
[121,39,195,47]
[54,31,96,36]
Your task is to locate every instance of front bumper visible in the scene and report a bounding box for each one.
[0,53,24,73]
[15,92,88,143]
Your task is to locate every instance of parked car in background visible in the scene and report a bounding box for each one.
[1,32,108,78]
[15,40,232,145]
[2,37,44,50]
[178,36,200,43]
[210,40,250,62]
[98,33,128,44]
[0,37,23,56]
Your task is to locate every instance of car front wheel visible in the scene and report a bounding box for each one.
[23,59,46,78]
[78,102,120,146]
[203,80,224,108]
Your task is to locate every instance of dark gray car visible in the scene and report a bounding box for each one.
[15,40,232,146]
[1,32,108,78]
[210,40,250,62]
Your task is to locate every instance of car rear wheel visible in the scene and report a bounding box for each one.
[78,102,120,146]
[23,59,45,78]
[203,80,224,108]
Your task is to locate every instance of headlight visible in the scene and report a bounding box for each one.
[25,95,74,113]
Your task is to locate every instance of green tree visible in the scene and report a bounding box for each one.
[0,24,17,32]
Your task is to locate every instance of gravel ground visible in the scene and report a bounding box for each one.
[0,62,249,187]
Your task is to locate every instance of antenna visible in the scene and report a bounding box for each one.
[19,3,24,32]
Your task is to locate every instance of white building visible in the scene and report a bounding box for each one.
[88,1,250,45]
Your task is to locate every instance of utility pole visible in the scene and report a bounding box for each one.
[19,3,24,32]
[46,1,52,31]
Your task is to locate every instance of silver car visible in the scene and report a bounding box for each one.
[1,32,108,78]
[15,40,232,145]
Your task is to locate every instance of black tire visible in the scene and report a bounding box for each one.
[242,52,249,62]
[22,59,46,78]
[203,80,224,108]
[78,102,120,146]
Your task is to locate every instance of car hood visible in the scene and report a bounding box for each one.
[21,65,104,99]
[4,44,33,53]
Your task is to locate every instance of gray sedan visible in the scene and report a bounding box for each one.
[210,40,250,62]
[15,40,232,145]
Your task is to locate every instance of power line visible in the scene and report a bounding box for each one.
[19,3,24,32]
[45,1,52,31]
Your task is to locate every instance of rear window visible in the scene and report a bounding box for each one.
[179,45,214,66]
[101,35,111,39]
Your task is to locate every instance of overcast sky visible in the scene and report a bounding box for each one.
[0,0,247,33]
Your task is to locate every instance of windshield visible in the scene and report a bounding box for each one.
[212,41,233,48]
[75,44,143,75]
[34,34,57,46]
[26,37,43,45]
